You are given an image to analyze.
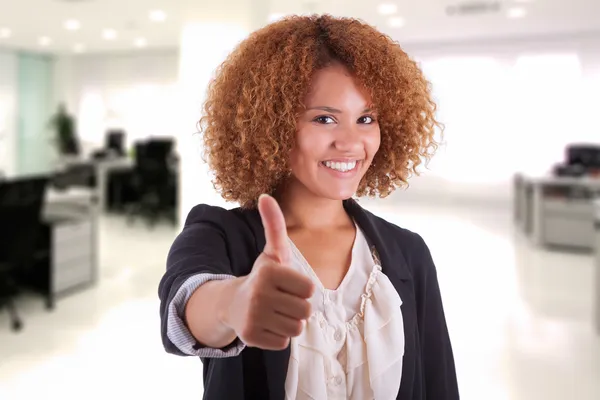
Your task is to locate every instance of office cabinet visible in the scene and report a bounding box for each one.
[514,175,600,251]
[51,218,94,295]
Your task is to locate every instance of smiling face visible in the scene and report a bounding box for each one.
[288,63,381,201]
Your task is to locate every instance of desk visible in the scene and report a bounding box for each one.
[514,174,600,250]
[63,157,133,213]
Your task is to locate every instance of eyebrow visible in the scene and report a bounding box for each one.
[306,106,375,113]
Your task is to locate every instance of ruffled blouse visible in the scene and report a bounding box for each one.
[285,225,405,400]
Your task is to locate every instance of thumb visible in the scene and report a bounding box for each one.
[258,194,290,265]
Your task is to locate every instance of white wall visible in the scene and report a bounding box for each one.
[387,33,600,207]
[0,50,18,177]
[48,35,600,210]
[53,50,179,156]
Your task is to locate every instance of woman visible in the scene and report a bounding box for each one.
[159,15,459,400]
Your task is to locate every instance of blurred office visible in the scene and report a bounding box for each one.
[1,0,599,399]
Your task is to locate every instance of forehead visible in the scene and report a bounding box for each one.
[304,64,373,108]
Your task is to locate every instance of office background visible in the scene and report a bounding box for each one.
[1,0,600,399]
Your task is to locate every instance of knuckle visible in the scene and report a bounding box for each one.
[274,337,290,351]
[290,320,303,337]
[255,262,274,280]
[301,301,312,319]
[240,324,255,341]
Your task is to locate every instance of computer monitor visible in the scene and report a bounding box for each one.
[105,130,126,156]
[566,144,600,168]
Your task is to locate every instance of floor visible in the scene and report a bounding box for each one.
[0,202,598,400]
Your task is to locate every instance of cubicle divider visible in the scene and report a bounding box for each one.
[514,174,600,251]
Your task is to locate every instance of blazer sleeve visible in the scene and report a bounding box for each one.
[158,207,237,356]
[414,235,460,399]
[165,272,246,358]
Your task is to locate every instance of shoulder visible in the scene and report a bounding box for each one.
[168,204,262,275]
[184,203,254,228]
[360,206,430,256]
[181,203,264,240]
[179,203,263,250]
[356,205,435,282]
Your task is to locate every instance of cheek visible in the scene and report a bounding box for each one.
[289,130,314,172]
[292,127,328,162]
[368,129,382,158]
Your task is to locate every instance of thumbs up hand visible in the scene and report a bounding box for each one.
[224,195,315,351]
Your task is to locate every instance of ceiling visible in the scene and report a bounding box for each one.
[0,0,599,54]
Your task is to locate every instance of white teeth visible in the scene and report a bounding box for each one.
[324,160,357,172]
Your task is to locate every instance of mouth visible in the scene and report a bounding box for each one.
[320,160,361,173]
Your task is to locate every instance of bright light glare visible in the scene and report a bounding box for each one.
[103,29,117,40]
[389,16,405,28]
[268,13,285,22]
[64,19,81,31]
[377,3,398,15]
[39,36,51,46]
[149,10,167,22]
[0,28,12,38]
[134,37,147,48]
[507,7,527,19]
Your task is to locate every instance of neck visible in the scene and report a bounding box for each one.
[276,179,352,231]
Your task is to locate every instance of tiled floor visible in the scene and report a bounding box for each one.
[0,203,599,400]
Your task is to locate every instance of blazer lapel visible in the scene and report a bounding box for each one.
[344,199,419,399]
[343,199,412,285]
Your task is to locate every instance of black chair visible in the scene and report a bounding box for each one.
[127,139,176,226]
[0,176,48,331]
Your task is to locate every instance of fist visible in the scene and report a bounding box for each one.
[226,195,315,350]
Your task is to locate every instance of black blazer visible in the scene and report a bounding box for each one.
[159,199,459,399]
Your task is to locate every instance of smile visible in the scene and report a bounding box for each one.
[321,160,359,173]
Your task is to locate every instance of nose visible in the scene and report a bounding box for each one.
[332,125,363,153]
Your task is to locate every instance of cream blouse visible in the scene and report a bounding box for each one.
[285,225,405,400]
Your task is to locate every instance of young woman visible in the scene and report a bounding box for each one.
[159,15,459,400]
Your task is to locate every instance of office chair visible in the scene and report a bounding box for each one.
[127,140,176,226]
[0,176,48,331]
[105,129,126,157]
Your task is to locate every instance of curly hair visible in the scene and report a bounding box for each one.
[200,14,441,208]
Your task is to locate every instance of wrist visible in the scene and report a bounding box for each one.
[217,276,245,330]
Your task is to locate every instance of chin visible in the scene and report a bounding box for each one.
[317,186,358,201]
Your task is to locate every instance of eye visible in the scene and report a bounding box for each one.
[313,115,336,124]
[358,115,376,124]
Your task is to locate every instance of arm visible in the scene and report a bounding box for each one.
[414,236,460,399]
[184,274,242,348]
[165,273,246,357]
[158,212,246,357]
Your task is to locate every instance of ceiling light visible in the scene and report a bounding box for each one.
[0,28,11,39]
[74,43,86,53]
[102,29,117,40]
[268,13,285,22]
[377,3,398,15]
[507,7,527,19]
[149,10,167,22]
[134,37,147,48]
[39,36,51,46]
[389,16,405,28]
[64,19,81,31]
